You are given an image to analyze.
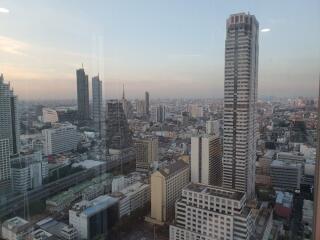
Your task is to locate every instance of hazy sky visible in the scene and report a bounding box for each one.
[1,0,319,100]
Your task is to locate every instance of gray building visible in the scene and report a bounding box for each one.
[145,91,150,116]
[76,67,90,120]
[222,13,259,198]
[0,139,11,190]
[92,75,103,137]
[156,105,166,123]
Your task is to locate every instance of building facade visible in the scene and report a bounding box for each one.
[0,139,11,190]
[191,135,222,186]
[170,183,254,240]
[222,13,259,198]
[134,137,158,172]
[76,67,90,120]
[92,75,103,137]
[145,91,150,117]
[206,120,220,136]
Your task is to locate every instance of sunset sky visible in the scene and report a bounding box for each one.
[1,0,319,100]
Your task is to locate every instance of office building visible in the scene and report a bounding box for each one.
[170,183,254,240]
[145,91,150,116]
[155,105,166,123]
[206,120,220,136]
[222,13,259,198]
[105,100,132,150]
[10,151,48,193]
[0,74,20,156]
[92,75,103,137]
[0,139,11,189]
[42,123,80,155]
[121,85,134,119]
[69,195,119,239]
[42,108,58,124]
[313,78,320,240]
[135,99,146,116]
[270,160,302,191]
[150,160,189,224]
[134,137,158,172]
[191,135,222,186]
[76,67,90,120]
[1,216,30,240]
[188,104,203,118]
[276,152,305,164]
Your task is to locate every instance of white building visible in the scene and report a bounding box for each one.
[191,135,222,186]
[222,13,259,198]
[170,183,254,240]
[42,108,58,124]
[206,120,220,136]
[1,216,29,240]
[42,123,80,155]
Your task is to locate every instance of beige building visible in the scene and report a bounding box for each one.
[134,137,158,172]
[150,160,189,224]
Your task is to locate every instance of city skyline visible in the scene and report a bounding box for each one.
[0,0,319,100]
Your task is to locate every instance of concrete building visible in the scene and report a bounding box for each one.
[191,135,222,186]
[76,67,90,120]
[222,13,259,198]
[145,91,150,117]
[274,191,293,219]
[150,160,189,224]
[188,104,203,118]
[134,137,158,172]
[206,120,220,136]
[1,216,30,240]
[135,99,146,116]
[11,151,48,193]
[277,152,305,164]
[42,108,58,124]
[0,74,20,156]
[0,139,11,190]
[92,75,103,137]
[36,218,78,240]
[42,123,80,155]
[170,183,254,240]
[69,195,119,239]
[152,105,166,123]
[270,160,302,191]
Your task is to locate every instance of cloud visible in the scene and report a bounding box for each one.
[0,8,9,13]
[0,36,29,55]
[261,28,271,33]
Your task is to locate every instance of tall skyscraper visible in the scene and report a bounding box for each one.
[0,74,20,156]
[145,91,150,116]
[313,78,320,240]
[92,75,103,137]
[222,13,259,198]
[105,100,132,150]
[191,135,222,186]
[76,67,90,120]
[0,139,11,189]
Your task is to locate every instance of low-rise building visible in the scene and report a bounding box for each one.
[274,191,293,219]
[1,217,30,240]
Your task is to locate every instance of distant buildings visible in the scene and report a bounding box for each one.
[69,195,119,239]
[154,105,166,123]
[145,91,150,117]
[105,100,132,151]
[42,123,80,155]
[41,108,58,124]
[191,135,222,186]
[150,160,189,224]
[136,99,146,117]
[222,13,259,198]
[170,183,254,240]
[76,67,90,120]
[206,119,220,136]
[134,137,158,172]
[92,75,103,137]
[188,104,203,118]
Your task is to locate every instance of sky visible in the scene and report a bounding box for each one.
[0,0,319,100]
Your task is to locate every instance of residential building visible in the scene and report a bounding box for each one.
[134,137,158,172]
[42,108,58,124]
[92,75,103,137]
[206,120,220,136]
[191,135,222,186]
[69,195,119,239]
[170,183,254,240]
[0,74,20,156]
[1,216,30,240]
[156,105,166,123]
[270,160,302,191]
[76,67,90,120]
[150,160,189,224]
[222,13,259,198]
[42,123,80,155]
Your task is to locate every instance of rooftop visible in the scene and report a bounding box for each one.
[2,216,29,233]
[158,160,189,178]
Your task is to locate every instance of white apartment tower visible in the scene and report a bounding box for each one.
[92,75,103,137]
[222,13,259,198]
[191,135,222,186]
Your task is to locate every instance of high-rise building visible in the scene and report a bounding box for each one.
[145,91,150,116]
[150,160,189,224]
[0,74,20,156]
[105,100,132,150]
[188,104,203,118]
[206,119,220,136]
[76,67,90,120]
[0,139,11,189]
[92,75,103,137]
[222,13,259,198]
[42,108,58,124]
[134,137,158,172]
[42,123,80,155]
[170,183,254,240]
[191,135,222,186]
[153,105,166,123]
[135,99,146,116]
[313,78,320,240]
